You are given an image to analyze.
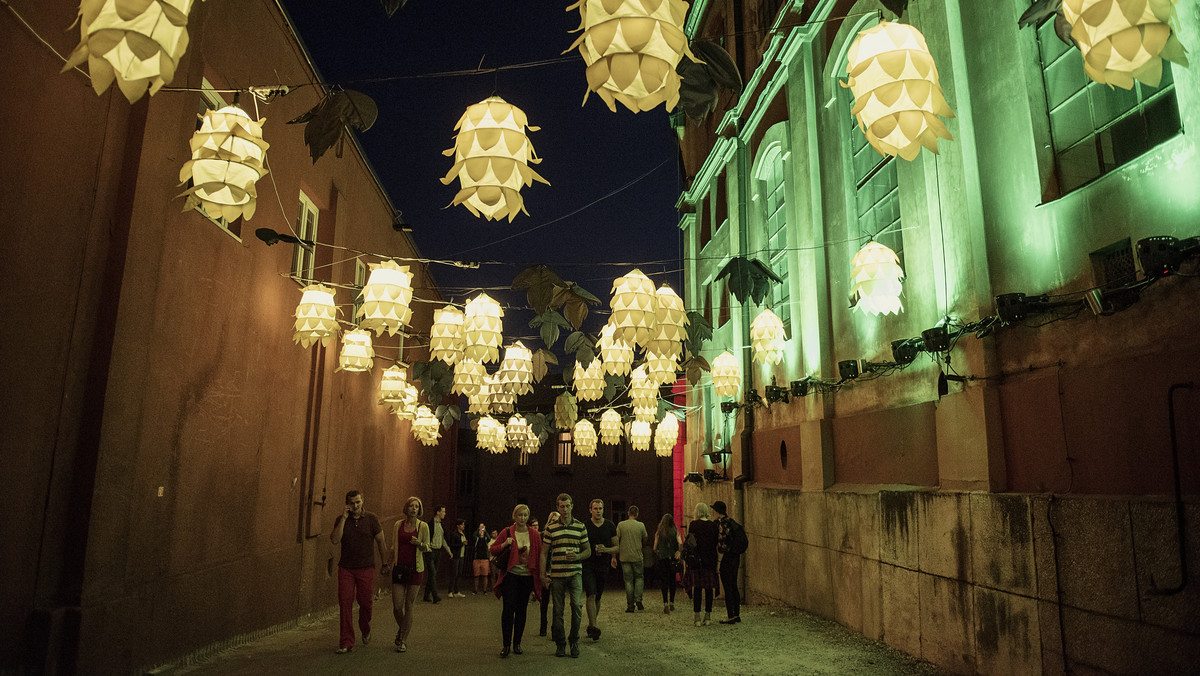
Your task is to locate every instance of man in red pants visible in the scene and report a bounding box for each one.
[330,490,388,653]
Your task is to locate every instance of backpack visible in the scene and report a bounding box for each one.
[726,520,748,556]
[681,532,700,568]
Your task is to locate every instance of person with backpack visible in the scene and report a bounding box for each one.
[712,500,747,624]
[683,502,719,626]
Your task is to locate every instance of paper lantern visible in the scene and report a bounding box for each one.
[464,293,504,364]
[711,350,741,398]
[412,405,441,446]
[750,308,785,365]
[645,284,688,359]
[430,305,466,365]
[467,375,492,415]
[598,323,634,377]
[633,404,658,423]
[398,382,419,418]
[654,413,679,457]
[476,415,506,453]
[629,365,657,409]
[293,284,338,348]
[379,365,408,405]
[522,433,543,454]
[452,358,486,397]
[488,374,516,414]
[506,414,531,447]
[644,348,679,386]
[844,22,954,161]
[573,358,606,401]
[564,0,695,113]
[177,105,269,222]
[628,420,652,451]
[599,409,623,445]
[498,341,534,396]
[850,242,905,316]
[441,96,549,221]
[574,419,598,457]
[357,260,413,336]
[338,329,374,373]
[62,0,197,103]
[609,269,657,348]
[1062,0,1188,89]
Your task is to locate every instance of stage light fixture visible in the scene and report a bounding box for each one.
[790,379,809,397]
[684,471,704,484]
[838,359,860,380]
[720,401,739,414]
[765,385,790,404]
[744,389,764,406]
[921,325,950,352]
[890,338,920,364]
[1137,236,1183,278]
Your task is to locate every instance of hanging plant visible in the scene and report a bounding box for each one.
[287,89,378,163]
[532,348,558,383]
[714,256,783,306]
[554,391,578,430]
[434,403,461,430]
[551,282,601,329]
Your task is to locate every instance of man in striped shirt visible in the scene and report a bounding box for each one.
[540,493,591,658]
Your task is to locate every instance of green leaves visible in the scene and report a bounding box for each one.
[685,311,713,355]
[286,89,378,163]
[564,331,598,368]
[603,374,625,402]
[434,404,461,429]
[682,355,711,386]
[412,359,454,402]
[527,413,551,445]
[551,282,600,329]
[714,256,783,306]
[513,266,599,329]
[555,391,578,430]
[529,309,571,349]
[532,348,557,383]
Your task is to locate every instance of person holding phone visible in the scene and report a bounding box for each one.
[491,504,542,657]
[329,490,387,654]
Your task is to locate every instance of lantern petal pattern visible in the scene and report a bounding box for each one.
[506,415,530,447]
[565,0,696,113]
[1063,0,1188,89]
[850,242,905,316]
[498,341,534,396]
[476,416,507,453]
[609,269,657,348]
[337,329,374,373]
[750,308,785,365]
[441,96,549,222]
[574,419,598,457]
[453,358,486,397]
[628,420,652,451]
[357,260,413,336]
[379,365,408,405]
[63,0,197,103]
[599,409,623,445]
[645,284,689,357]
[598,323,634,377]
[177,106,269,222]
[412,405,441,446]
[430,305,466,365]
[654,413,679,457]
[573,357,606,401]
[629,365,657,409]
[644,348,679,386]
[844,22,955,161]
[711,350,741,398]
[293,284,338,348]
[391,381,418,420]
[522,433,543,454]
[464,293,504,364]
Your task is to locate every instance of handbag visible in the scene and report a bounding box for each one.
[490,529,512,572]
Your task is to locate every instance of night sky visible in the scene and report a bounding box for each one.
[278,0,686,339]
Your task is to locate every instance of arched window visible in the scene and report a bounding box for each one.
[755,143,791,329]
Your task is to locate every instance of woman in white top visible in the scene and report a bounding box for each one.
[489,504,543,657]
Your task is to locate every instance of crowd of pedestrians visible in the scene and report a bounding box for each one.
[329,489,747,658]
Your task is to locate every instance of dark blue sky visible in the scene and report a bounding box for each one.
[278,0,685,324]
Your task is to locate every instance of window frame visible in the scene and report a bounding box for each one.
[292,191,319,284]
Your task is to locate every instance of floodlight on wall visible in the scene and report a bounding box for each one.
[463,293,504,364]
[430,305,466,366]
[1137,235,1185,278]
[441,96,548,221]
[921,325,950,352]
[684,471,704,484]
[177,105,270,222]
[338,329,375,373]
[565,0,695,113]
[293,284,338,348]
[843,21,955,161]
[63,0,197,103]
[890,337,922,364]
[609,269,658,348]
[719,401,739,414]
[1061,0,1188,90]
[357,260,414,337]
[790,379,810,397]
[744,389,764,406]
[837,359,861,380]
[849,242,905,315]
[765,384,790,404]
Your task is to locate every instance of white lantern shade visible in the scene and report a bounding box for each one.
[63,0,197,102]
[357,260,413,336]
[609,269,657,348]
[645,348,679,386]
[1062,0,1188,89]
[506,414,530,447]
[177,106,270,222]
[654,413,679,457]
[441,96,549,221]
[522,433,543,454]
[293,284,338,348]
[850,242,905,316]
[628,420,652,451]
[338,329,374,373]
[488,374,516,413]
[711,350,741,398]
[379,365,407,405]
[464,293,504,364]
[750,308,786,365]
[629,365,657,408]
[599,323,634,377]
[844,22,955,161]
[498,341,534,396]
[573,358,606,401]
[574,419,598,457]
[633,404,658,423]
[599,409,623,445]
[565,0,695,113]
[430,305,466,365]
[453,358,486,397]
[412,405,441,446]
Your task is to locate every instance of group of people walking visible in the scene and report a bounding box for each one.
[329,489,747,658]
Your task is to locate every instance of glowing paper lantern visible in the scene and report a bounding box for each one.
[1062,0,1189,89]
[488,374,516,414]
[564,0,695,113]
[628,420,652,451]
[633,404,658,423]
[609,269,657,348]
[644,349,679,386]
[177,105,269,222]
[464,293,504,364]
[397,382,419,419]
[599,323,634,377]
[750,308,785,365]
[654,413,679,457]
[646,284,688,358]
[506,415,531,447]
[574,419,598,457]
[293,284,338,348]
[441,96,549,221]
[599,409,623,445]
[522,433,543,454]
[467,376,492,415]
[711,350,741,398]
[629,365,657,409]
[412,405,441,446]
[430,305,466,365]
[338,329,374,373]
[357,260,413,336]
[379,365,408,405]
[498,342,534,396]
[850,242,905,316]
[476,416,506,453]
[63,0,197,103]
[453,359,486,397]
[573,358,606,401]
[844,22,954,161]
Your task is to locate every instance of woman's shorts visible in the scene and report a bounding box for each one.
[473,559,490,576]
[391,565,425,587]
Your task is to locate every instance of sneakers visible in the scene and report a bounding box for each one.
[570,642,580,658]
[396,642,407,653]
[635,602,644,611]
[555,644,566,658]
[625,607,635,613]
[720,616,741,624]
[334,646,352,654]
[362,632,371,645]
[585,625,601,641]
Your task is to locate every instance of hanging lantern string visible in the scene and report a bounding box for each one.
[3,0,88,77]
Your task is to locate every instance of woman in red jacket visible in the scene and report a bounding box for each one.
[490,503,542,657]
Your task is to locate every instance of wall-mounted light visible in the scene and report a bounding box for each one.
[684,471,704,484]
[890,337,922,364]
[921,325,950,352]
[719,401,739,414]
[765,384,790,404]
[838,359,860,380]
[744,389,764,406]
[1137,236,1184,278]
[790,379,810,397]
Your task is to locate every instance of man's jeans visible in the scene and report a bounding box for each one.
[550,574,584,646]
[621,561,644,609]
[423,551,441,601]
[719,554,741,619]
